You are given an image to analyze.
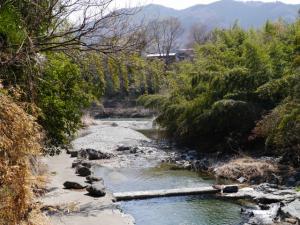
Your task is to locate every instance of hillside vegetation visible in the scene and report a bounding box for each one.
[0,1,159,224]
[139,20,300,166]
[132,0,299,45]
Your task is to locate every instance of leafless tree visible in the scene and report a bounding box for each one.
[187,23,211,47]
[0,0,144,65]
[0,0,147,102]
[147,17,183,63]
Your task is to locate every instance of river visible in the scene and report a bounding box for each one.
[75,118,245,225]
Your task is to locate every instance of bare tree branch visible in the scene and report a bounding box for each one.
[146,17,183,64]
[0,0,145,65]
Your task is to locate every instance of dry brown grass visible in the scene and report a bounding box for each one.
[20,204,50,225]
[0,94,44,225]
[215,157,278,182]
[41,202,80,216]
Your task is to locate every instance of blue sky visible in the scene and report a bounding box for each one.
[115,0,300,9]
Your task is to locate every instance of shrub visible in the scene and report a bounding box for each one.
[253,100,300,166]
[37,53,95,145]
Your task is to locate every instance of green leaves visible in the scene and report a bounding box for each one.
[254,100,300,166]
[0,3,26,47]
[37,53,95,145]
[140,20,300,158]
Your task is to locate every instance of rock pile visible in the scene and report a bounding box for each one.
[223,183,300,224]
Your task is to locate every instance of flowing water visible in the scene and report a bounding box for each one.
[93,119,245,225]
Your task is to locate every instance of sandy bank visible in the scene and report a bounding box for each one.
[40,119,156,225]
[40,151,134,225]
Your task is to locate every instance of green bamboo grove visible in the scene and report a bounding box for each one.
[104,54,166,97]
[139,20,300,166]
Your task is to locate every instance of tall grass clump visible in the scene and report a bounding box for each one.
[0,94,43,225]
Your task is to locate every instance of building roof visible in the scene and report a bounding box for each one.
[146,53,177,57]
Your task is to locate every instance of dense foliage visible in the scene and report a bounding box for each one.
[0,1,154,224]
[139,21,300,165]
[36,53,98,144]
[0,1,162,145]
[103,53,166,98]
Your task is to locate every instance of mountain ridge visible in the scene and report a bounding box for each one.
[132,0,299,29]
[129,0,299,46]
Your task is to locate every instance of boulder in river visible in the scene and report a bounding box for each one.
[72,159,82,168]
[223,185,239,193]
[130,147,139,154]
[111,122,118,127]
[247,203,281,225]
[78,148,113,160]
[63,181,87,189]
[86,182,106,197]
[69,150,78,158]
[76,165,91,177]
[86,175,104,184]
[72,160,93,169]
[116,145,131,151]
[81,161,93,168]
[212,185,238,193]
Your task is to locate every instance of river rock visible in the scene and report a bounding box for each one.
[284,218,298,224]
[237,176,247,183]
[192,159,210,171]
[111,122,118,127]
[212,185,238,193]
[86,175,104,184]
[76,165,91,177]
[130,147,138,154]
[72,159,82,168]
[255,194,286,204]
[247,203,281,225]
[72,160,93,169]
[81,161,93,168]
[86,182,106,197]
[63,181,87,189]
[253,184,298,204]
[79,148,113,160]
[223,185,239,193]
[255,183,278,192]
[69,150,78,158]
[259,204,270,210]
[281,199,300,221]
[116,145,131,151]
